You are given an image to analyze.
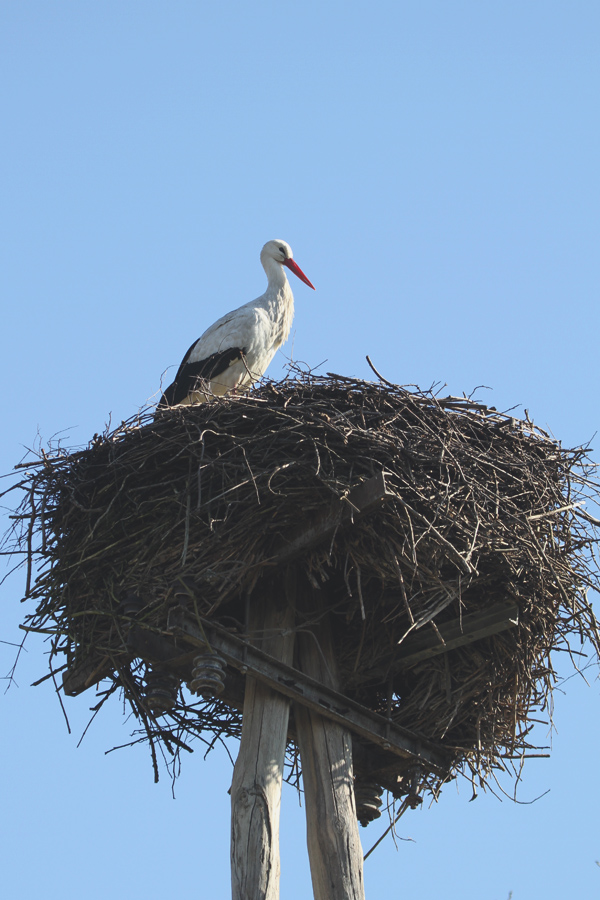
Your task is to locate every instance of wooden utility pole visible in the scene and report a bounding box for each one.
[294,584,365,900]
[230,582,296,900]
[230,573,366,900]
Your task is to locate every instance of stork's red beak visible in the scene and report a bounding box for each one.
[283,258,315,290]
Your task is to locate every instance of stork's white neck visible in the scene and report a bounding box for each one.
[258,257,294,348]
[262,256,290,294]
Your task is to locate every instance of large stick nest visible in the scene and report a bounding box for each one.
[7,372,600,799]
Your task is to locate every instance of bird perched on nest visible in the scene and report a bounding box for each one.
[156,239,315,409]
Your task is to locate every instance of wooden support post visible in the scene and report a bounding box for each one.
[295,589,365,900]
[230,580,295,900]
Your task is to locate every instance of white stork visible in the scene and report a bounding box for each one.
[157,239,315,409]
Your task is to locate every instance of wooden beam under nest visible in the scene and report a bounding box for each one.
[394,601,519,667]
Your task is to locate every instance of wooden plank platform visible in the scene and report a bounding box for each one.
[394,601,519,667]
[269,471,393,565]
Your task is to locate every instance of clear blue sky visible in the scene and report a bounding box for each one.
[1,2,599,898]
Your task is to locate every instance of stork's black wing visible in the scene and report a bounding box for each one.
[157,344,247,408]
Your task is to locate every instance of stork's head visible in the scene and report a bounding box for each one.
[261,239,315,290]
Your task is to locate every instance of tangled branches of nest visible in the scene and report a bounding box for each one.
[7,372,600,796]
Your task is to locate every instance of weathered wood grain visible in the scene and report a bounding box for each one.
[230,585,295,900]
[295,588,365,900]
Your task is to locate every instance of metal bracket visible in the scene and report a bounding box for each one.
[167,606,451,777]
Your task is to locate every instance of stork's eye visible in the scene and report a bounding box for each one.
[278,246,285,254]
